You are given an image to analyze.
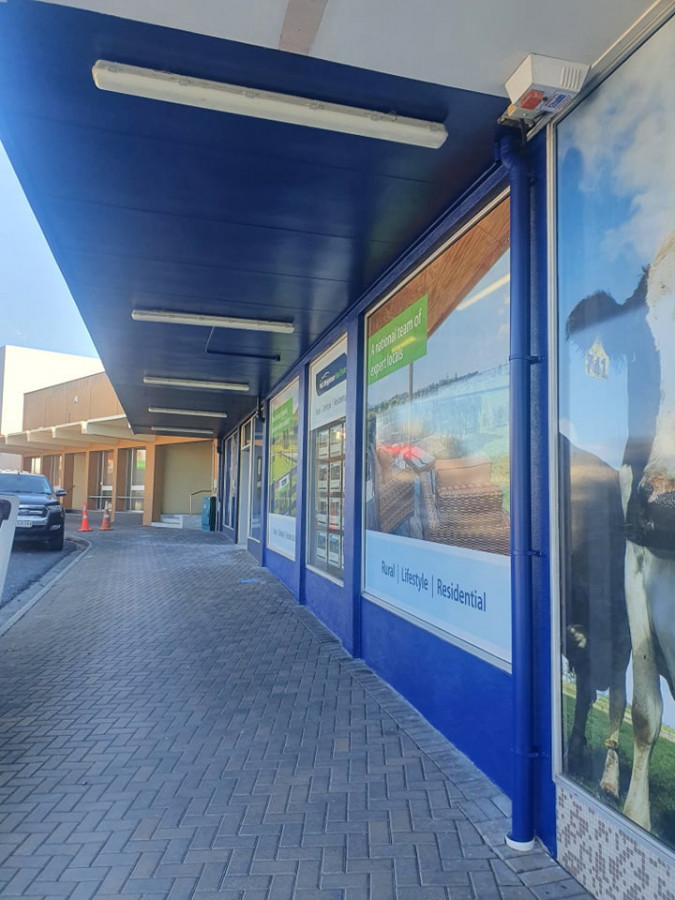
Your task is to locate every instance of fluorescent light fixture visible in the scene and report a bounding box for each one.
[144,376,249,392]
[151,426,214,436]
[132,308,294,334]
[458,273,511,311]
[148,407,227,419]
[93,60,448,149]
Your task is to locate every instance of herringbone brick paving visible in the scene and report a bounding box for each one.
[0,525,590,899]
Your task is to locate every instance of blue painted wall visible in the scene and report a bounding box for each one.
[258,157,557,850]
[265,549,298,600]
[247,536,263,563]
[342,316,365,658]
[361,598,513,792]
[305,568,354,652]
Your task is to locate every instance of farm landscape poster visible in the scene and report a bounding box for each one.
[267,379,299,559]
[557,17,675,850]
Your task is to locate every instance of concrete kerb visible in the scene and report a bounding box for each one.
[0,536,90,638]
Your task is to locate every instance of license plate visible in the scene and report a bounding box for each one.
[16,518,33,528]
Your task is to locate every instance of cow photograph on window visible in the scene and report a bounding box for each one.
[557,17,675,851]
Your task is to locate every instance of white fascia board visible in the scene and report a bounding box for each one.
[52,424,97,444]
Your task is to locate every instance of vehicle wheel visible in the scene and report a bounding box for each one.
[48,526,65,551]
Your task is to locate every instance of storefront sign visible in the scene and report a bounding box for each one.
[316,353,347,396]
[267,513,296,559]
[367,295,427,384]
[309,336,347,431]
[365,530,511,663]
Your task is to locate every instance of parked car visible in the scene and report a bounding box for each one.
[0,471,66,551]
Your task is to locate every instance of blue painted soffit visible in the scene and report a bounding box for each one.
[0,0,506,436]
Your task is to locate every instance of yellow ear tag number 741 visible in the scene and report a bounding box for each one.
[585,337,609,380]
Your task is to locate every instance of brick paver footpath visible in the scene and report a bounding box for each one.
[0,524,590,900]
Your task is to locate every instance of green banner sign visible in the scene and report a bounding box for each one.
[271,397,293,435]
[367,294,428,385]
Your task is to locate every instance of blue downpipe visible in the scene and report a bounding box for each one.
[499,132,536,850]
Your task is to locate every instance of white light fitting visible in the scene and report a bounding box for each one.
[458,273,511,311]
[143,376,249,392]
[151,426,214,436]
[148,406,227,419]
[131,308,294,334]
[92,60,448,149]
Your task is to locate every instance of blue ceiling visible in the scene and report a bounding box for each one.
[0,0,506,437]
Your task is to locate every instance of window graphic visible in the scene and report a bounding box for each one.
[307,337,347,578]
[363,199,512,665]
[267,380,299,559]
[557,17,675,853]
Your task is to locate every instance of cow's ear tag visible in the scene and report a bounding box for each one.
[585,337,609,380]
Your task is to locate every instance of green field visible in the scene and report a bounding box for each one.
[269,448,297,516]
[562,686,675,850]
[270,450,296,482]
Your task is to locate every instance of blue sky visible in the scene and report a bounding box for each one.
[0,141,98,359]
[367,250,510,410]
[557,16,674,469]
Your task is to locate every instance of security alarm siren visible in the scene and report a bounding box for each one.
[505,54,589,121]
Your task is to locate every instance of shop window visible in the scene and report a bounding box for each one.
[249,417,264,542]
[268,379,299,559]
[363,198,511,665]
[223,433,238,529]
[556,16,675,853]
[93,450,114,509]
[124,447,145,511]
[42,454,61,487]
[238,420,252,542]
[307,336,347,579]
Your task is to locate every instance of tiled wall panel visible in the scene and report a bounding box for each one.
[557,787,675,900]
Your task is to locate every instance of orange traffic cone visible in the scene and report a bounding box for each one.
[100,506,113,531]
[78,502,92,532]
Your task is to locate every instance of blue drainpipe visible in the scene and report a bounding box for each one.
[499,131,537,852]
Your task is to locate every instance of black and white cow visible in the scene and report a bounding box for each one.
[560,435,630,799]
[567,232,675,831]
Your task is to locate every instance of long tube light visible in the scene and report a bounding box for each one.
[132,308,294,334]
[458,273,511,311]
[148,407,228,418]
[92,60,448,149]
[143,376,250,392]
[151,426,214,436]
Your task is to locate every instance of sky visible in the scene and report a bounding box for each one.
[0,141,99,359]
[557,16,675,469]
[367,251,511,412]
